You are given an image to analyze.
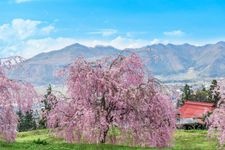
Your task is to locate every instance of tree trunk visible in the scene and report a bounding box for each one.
[100,127,109,143]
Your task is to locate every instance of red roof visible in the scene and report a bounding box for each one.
[178,101,215,118]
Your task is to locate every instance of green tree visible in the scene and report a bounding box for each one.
[39,84,57,128]
[194,89,209,102]
[179,84,193,106]
[17,110,37,132]
[208,80,220,105]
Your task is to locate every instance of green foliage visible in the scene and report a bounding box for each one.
[33,138,48,145]
[108,126,121,136]
[181,124,206,130]
[17,110,37,132]
[179,80,220,105]
[0,129,220,150]
[42,84,53,111]
[182,84,192,100]
[38,84,53,129]
[191,89,209,102]
[208,79,220,105]
[38,118,47,129]
[179,84,193,106]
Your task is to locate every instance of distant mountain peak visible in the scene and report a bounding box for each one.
[216,41,225,46]
[7,41,225,85]
[64,43,88,49]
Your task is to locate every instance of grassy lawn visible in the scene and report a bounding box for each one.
[0,129,219,150]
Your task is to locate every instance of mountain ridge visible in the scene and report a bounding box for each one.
[8,41,225,85]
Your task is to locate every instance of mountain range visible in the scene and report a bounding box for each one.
[7,41,225,85]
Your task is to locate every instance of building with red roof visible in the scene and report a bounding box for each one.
[179,101,215,118]
[177,101,215,128]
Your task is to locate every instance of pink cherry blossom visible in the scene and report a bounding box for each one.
[208,79,225,145]
[48,54,176,147]
[0,57,37,142]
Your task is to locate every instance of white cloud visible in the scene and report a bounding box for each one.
[125,31,147,38]
[0,18,53,41]
[0,24,12,40]
[164,30,184,36]
[0,18,56,58]
[40,25,55,34]
[12,18,41,39]
[2,19,223,59]
[1,35,164,58]
[69,36,161,50]
[108,36,156,49]
[1,28,223,59]
[17,37,76,58]
[0,37,76,58]
[88,29,117,37]
[17,36,159,58]
[15,0,32,4]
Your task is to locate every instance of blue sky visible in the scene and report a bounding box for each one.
[0,0,225,58]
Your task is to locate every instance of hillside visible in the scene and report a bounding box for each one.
[7,41,225,85]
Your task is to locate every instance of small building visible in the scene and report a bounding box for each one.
[177,101,215,129]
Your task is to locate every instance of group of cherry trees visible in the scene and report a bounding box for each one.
[0,54,176,147]
[0,57,37,142]
[2,53,225,147]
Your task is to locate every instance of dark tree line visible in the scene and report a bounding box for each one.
[17,110,37,132]
[17,84,57,131]
[178,80,220,106]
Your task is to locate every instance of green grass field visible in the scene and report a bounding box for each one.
[0,130,219,150]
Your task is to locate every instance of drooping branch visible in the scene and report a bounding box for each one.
[47,54,176,147]
[0,56,37,142]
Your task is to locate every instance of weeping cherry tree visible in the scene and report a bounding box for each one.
[0,56,37,142]
[48,54,176,147]
[208,79,225,146]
